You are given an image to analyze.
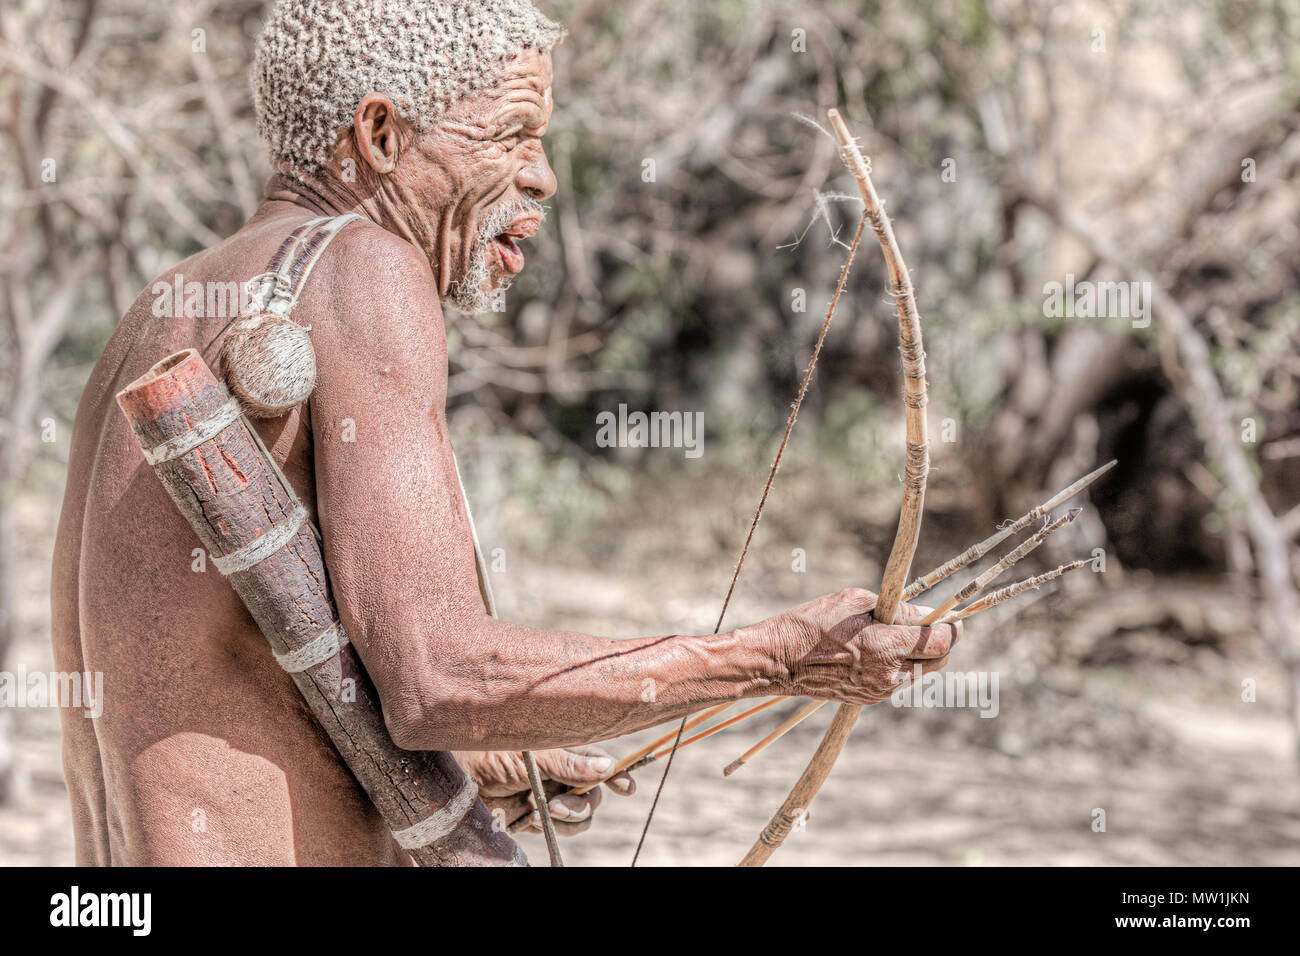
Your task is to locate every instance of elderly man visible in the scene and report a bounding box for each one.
[51,0,959,865]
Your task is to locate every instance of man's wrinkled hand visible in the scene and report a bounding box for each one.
[777,588,964,706]
[454,745,635,837]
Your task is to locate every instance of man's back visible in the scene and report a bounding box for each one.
[52,198,412,865]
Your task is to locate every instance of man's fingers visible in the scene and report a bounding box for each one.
[553,817,594,837]
[521,808,596,838]
[895,621,960,659]
[603,769,636,796]
[524,814,595,838]
[501,794,537,833]
[895,602,963,643]
[508,781,604,833]
[536,745,617,786]
[839,587,879,614]
[894,601,930,625]
[891,654,950,687]
[546,786,601,822]
[919,614,963,647]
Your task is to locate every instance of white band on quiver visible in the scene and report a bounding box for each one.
[390,774,480,850]
[211,504,309,575]
[273,621,349,674]
[143,398,242,465]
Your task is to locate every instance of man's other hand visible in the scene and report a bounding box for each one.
[455,745,635,837]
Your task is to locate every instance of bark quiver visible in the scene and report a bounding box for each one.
[116,348,524,867]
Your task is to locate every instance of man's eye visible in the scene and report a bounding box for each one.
[492,127,523,149]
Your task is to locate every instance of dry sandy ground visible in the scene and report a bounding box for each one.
[508,573,1300,866]
[4,481,1299,867]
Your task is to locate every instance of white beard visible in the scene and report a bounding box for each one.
[446,199,545,314]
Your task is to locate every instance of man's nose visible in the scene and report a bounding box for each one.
[516,145,557,201]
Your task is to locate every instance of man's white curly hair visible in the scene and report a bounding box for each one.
[253,0,565,176]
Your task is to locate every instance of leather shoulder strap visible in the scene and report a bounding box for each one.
[264,213,364,317]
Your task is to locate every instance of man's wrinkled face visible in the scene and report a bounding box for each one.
[409,49,556,313]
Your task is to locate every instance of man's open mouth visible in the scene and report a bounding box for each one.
[493,233,525,273]
[490,213,541,275]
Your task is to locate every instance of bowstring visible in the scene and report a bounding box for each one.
[629,210,870,866]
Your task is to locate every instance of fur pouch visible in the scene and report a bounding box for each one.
[219,310,317,418]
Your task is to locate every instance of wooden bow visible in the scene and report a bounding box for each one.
[737,109,929,866]
[626,109,1107,866]
[625,109,927,865]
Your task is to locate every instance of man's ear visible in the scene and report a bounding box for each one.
[353,93,402,174]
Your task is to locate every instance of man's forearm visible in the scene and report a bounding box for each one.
[383,615,791,751]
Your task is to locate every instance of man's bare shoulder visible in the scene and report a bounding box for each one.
[303,220,450,414]
[323,221,439,313]
[307,221,446,354]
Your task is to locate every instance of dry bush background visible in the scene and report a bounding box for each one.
[1,0,1299,865]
